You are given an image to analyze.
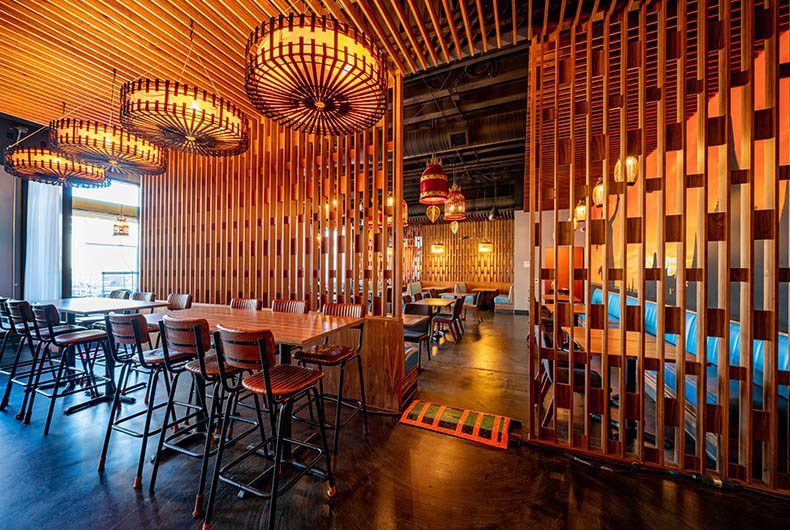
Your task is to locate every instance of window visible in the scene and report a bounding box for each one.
[71,181,140,296]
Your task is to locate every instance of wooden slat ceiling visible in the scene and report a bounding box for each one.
[0,0,590,127]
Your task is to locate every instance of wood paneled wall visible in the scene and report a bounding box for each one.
[140,77,405,316]
[411,219,513,287]
[527,0,790,494]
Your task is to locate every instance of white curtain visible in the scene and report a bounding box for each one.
[24,181,62,301]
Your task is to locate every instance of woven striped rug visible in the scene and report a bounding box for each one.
[399,400,511,449]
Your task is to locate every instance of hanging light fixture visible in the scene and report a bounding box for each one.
[419,157,449,205]
[113,207,130,237]
[592,178,606,207]
[245,14,388,136]
[385,194,409,227]
[450,220,459,234]
[430,242,445,254]
[50,70,167,177]
[51,118,166,177]
[4,146,107,188]
[120,21,249,156]
[614,156,639,186]
[444,183,466,221]
[573,199,587,223]
[426,205,441,223]
[120,79,249,156]
[488,178,502,220]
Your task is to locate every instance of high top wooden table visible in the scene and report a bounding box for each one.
[35,297,170,414]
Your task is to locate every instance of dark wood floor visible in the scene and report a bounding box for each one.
[1,312,789,529]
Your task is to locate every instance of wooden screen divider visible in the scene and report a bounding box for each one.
[140,75,405,317]
[410,219,514,287]
[527,0,790,495]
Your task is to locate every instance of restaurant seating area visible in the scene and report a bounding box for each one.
[1,0,790,528]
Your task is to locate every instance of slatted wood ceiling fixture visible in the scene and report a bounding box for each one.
[527,0,790,496]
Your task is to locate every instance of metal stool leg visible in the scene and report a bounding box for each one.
[312,387,336,497]
[0,337,27,411]
[266,400,289,530]
[149,370,184,493]
[43,345,71,435]
[134,367,161,489]
[98,363,130,472]
[193,381,221,518]
[356,355,368,435]
[332,364,345,456]
[202,388,236,530]
[22,342,49,423]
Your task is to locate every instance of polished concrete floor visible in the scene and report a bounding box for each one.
[1,312,789,529]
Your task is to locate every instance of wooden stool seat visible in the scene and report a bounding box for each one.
[294,344,355,366]
[52,329,106,346]
[39,324,85,338]
[184,354,239,377]
[242,365,324,397]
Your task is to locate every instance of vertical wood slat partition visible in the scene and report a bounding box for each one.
[140,78,404,317]
[527,0,790,494]
[414,219,514,287]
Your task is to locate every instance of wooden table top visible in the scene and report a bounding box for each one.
[412,298,455,307]
[561,326,694,361]
[545,303,587,314]
[472,288,498,293]
[150,307,363,347]
[402,314,429,327]
[36,297,169,315]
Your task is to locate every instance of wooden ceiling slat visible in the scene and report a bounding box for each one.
[458,0,476,56]
[404,0,441,67]
[440,0,465,60]
[368,0,421,71]
[387,0,433,69]
[475,0,488,53]
[420,0,452,63]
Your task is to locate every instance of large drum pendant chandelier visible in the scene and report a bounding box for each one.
[50,118,166,176]
[120,78,250,156]
[245,14,388,136]
[419,158,449,205]
[444,183,466,221]
[4,147,107,188]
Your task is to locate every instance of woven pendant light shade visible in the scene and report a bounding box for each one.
[4,147,107,187]
[246,14,388,136]
[120,79,250,156]
[419,158,448,205]
[444,183,466,220]
[50,118,167,176]
[386,195,409,227]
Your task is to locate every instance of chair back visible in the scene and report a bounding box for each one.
[109,289,131,299]
[30,304,60,341]
[160,316,211,355]
[0,298,10,331]
[323,303,366,318]
[214,325,277,371]
[429,288,439,299]
[404,303,432,332]
[167,293,193,310]
[106,313,150,346]
[230,298,262,310]
[413,292,423,301]
[474,291,484,308]
[452,296,465,318]
[7,300,34,336]
[271,299,307,314]
[402,294,412,305]
[132,291,155,302]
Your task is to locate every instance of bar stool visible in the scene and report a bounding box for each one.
[144,293,193,346]
[28,304,109,434]
[0,298,21,373]
[1,300,42,416]
[293,303,368,456]
[230,298,262,310]
[203,325,335,530]
[150,316,264,517]
[271,299,308,313]
[98,313,190,489]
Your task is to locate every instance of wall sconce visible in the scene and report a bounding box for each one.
[478,240,493,253]
[614,156,639,186]
[592,178,605,207]
[430,242,445,254]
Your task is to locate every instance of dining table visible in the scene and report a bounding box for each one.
[35,297,170,414]
[411,297,455,340]
[150,306,364,461]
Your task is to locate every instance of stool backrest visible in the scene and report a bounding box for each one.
[132,291,155,302]
[106,312,150,346]
[230,298,262,310]
[0,298,10,331]
[109,289,131,299]
[323,303,365,318]
[272,299,307,314]
[30,304,60,340]
[160,316,211,355]
[7,300,34,335]
[167,293,193,310]
[215,325,276,371]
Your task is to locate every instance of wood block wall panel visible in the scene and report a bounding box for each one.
[525,0,790,496]
[140,77,406,316]
[409,219,514,287]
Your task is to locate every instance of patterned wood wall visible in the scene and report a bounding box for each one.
[414,219,513,287]
[140,77,405,316]
[527,0,790,494]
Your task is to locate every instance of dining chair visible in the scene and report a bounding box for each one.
[230,298,263,310]
[404,303,433,369]
[293,303,367,457]
[203,325,335,530]
[433,296,465,342]
[271,299,308,313]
